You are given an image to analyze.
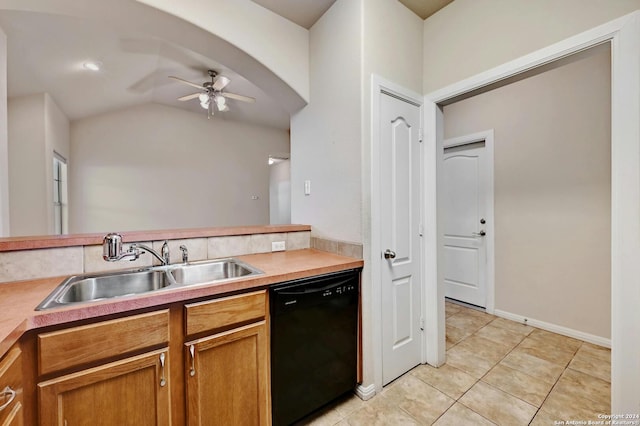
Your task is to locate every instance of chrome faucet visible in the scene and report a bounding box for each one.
[179,245,188,263]
[102,233,170,266]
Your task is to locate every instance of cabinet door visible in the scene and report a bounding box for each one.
[1,403,23,426]
[0,347,22,426]
[39,349,171,426]
[186,322,268,426]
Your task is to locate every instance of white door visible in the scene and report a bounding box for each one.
[442,141,488,307]
[380,92,422,385]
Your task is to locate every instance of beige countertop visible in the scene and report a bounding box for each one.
[0,249,363,358]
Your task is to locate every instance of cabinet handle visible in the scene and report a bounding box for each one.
[0,386,16,411]
[159,353,167,387]
[189,344,196,377]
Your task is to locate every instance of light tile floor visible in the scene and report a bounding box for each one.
[297,301,611,426]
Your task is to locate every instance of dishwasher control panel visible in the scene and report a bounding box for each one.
[325,284,356,297]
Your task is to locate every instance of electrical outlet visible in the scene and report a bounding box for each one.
[271,241,286,252]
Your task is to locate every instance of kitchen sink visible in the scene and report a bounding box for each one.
[36,268,173,310]
[169,258,263,286]
[36,258,263,310]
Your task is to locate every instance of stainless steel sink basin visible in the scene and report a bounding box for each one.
[36,268,173,310]
[169,258,263,286]
[36,258,263,310]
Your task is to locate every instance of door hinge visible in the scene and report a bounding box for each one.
[419,128,423,142]
[420,317,425,331]
[419,223,424,237]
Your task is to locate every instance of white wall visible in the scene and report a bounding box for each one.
[269,159,290,225]
[44,93,70,234]
[423,0,640,93]
[69,103,289,233]
[290,0,422,244]
[444,46,611,339]
[0,25,8,236]
[7,93,69,236]
[290,0,363,242]
[44,93,70,161]
[7,94,48,236]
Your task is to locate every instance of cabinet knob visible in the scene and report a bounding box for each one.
[189,344,196,377]
[0,386,16,411]
[159,353,167,387]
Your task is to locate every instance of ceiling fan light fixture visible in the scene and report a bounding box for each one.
[199,93,210,110]
[215,95,228,112]
[170,71,254,118]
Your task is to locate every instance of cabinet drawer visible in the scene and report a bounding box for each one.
[185,290,266,336]
[0,347,22,425]
[38,310,169,376]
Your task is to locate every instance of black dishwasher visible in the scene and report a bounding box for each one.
[270,269,360,426]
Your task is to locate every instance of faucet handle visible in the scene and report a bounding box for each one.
[126,244,141,261]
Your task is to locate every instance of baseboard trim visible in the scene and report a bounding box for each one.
[493,309,611,348]
[354,384,376,401]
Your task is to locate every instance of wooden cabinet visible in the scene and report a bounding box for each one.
[19,289,270,425]
[0,346,23,426]
[185,290,269,426]
[36,311,171,425]
[38,348,171,426]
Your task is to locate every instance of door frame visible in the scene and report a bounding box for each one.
[423,11,640,412]
[442,130,495,313]
[369,75,424,394]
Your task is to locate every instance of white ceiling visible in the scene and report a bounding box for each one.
[0,11,290,129]
[398,0,454,20]
[250,0,453,28]
[251,0,337,29]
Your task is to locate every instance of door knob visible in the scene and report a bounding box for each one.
[472,230,486,237]
[384,249,396,259]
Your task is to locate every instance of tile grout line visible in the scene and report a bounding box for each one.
[445,306,544,424]
[450,304,610,425]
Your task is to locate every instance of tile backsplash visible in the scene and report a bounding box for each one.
[311,237,363,259]
[0,231,311,283]
[0,246,84,282]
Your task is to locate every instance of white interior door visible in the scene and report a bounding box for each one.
[442,141,488,307]
[380,92,422,385]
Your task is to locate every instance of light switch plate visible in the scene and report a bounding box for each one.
[304,180,311,195]
[271,241,286,252]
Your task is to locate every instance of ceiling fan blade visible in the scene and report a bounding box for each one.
[212,75,230,91]
[168,76,204,90]
[177,93,202,101]
[223,92,256,103]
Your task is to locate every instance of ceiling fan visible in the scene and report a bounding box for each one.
[169,70,255,119]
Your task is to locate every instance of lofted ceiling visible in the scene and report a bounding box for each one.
[0,10,290,129]
[398,0,454,20]
[1,2,454,130]
[250,0,453,28]
[250,0,338,29]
